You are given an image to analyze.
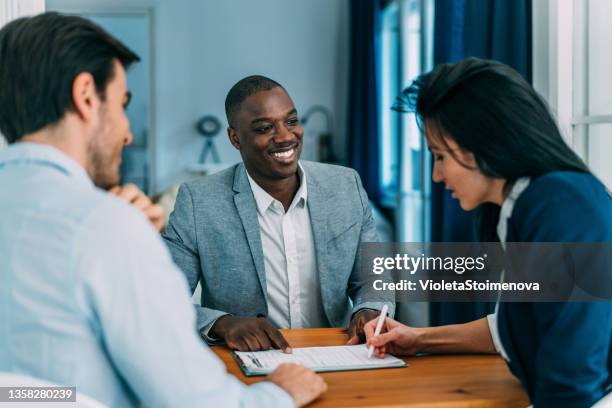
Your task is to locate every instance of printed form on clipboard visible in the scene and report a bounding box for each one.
[233,344,407,376]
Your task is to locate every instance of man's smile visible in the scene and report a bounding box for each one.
[269,143,299,164]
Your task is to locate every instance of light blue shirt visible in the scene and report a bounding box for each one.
[0,143,293,408]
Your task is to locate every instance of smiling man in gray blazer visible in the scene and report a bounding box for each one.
[163,76,394,351]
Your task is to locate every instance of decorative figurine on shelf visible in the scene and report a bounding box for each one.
[301,105,337,163]
[196,115,221,164]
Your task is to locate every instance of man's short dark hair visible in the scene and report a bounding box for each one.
[225,75,285,128]
[0,12,140,143]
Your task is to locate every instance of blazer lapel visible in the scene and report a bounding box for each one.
[233,163,267,304]
[306,168,333,303]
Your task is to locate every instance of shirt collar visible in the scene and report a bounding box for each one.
[246,162,308,215]
[0,142,94,189]
[496,177,531,245]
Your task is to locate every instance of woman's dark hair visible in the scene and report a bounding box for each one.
[393,58,589,241]
[0,12,139,143]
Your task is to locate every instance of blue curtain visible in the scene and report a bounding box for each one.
[347,0,382,205]
[430,0,532,326]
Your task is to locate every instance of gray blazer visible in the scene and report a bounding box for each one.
[162,161,394,332]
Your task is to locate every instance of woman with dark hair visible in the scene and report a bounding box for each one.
[364,58,612,407]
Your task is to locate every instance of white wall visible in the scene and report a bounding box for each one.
[46,0,350,193]
[0,0,45,26]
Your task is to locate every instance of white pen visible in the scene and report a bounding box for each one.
[367,304,389,358]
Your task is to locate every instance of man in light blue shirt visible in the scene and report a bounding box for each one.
[0,12,326,407]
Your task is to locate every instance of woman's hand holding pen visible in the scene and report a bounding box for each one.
[364,317,422,358]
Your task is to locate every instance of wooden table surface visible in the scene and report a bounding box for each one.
[211,328,530,408]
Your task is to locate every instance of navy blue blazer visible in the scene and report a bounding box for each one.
[498,171,612,407]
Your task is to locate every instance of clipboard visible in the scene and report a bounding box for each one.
[232,345,408,377]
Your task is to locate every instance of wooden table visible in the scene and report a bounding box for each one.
[212,328,530,407]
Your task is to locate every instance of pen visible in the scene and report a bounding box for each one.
[367,304,389,358]
[249,354,262,368]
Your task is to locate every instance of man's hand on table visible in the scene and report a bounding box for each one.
[109,183,165,232]
[346,309,382,345]
[210,315,292,352]
[266,363,327,407]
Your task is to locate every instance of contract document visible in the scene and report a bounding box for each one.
[233,345,407,376]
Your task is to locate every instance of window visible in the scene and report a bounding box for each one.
[573,0,612,188]
[533,0,612,189]
[379,3,400,205]
[379,0,434,242]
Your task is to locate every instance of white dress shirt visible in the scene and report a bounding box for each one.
[0,143,292,408]
[246,163,328,328]
[487,177,531,362]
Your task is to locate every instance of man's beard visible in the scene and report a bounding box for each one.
[89,145,121,189]
[87,122,122,190]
